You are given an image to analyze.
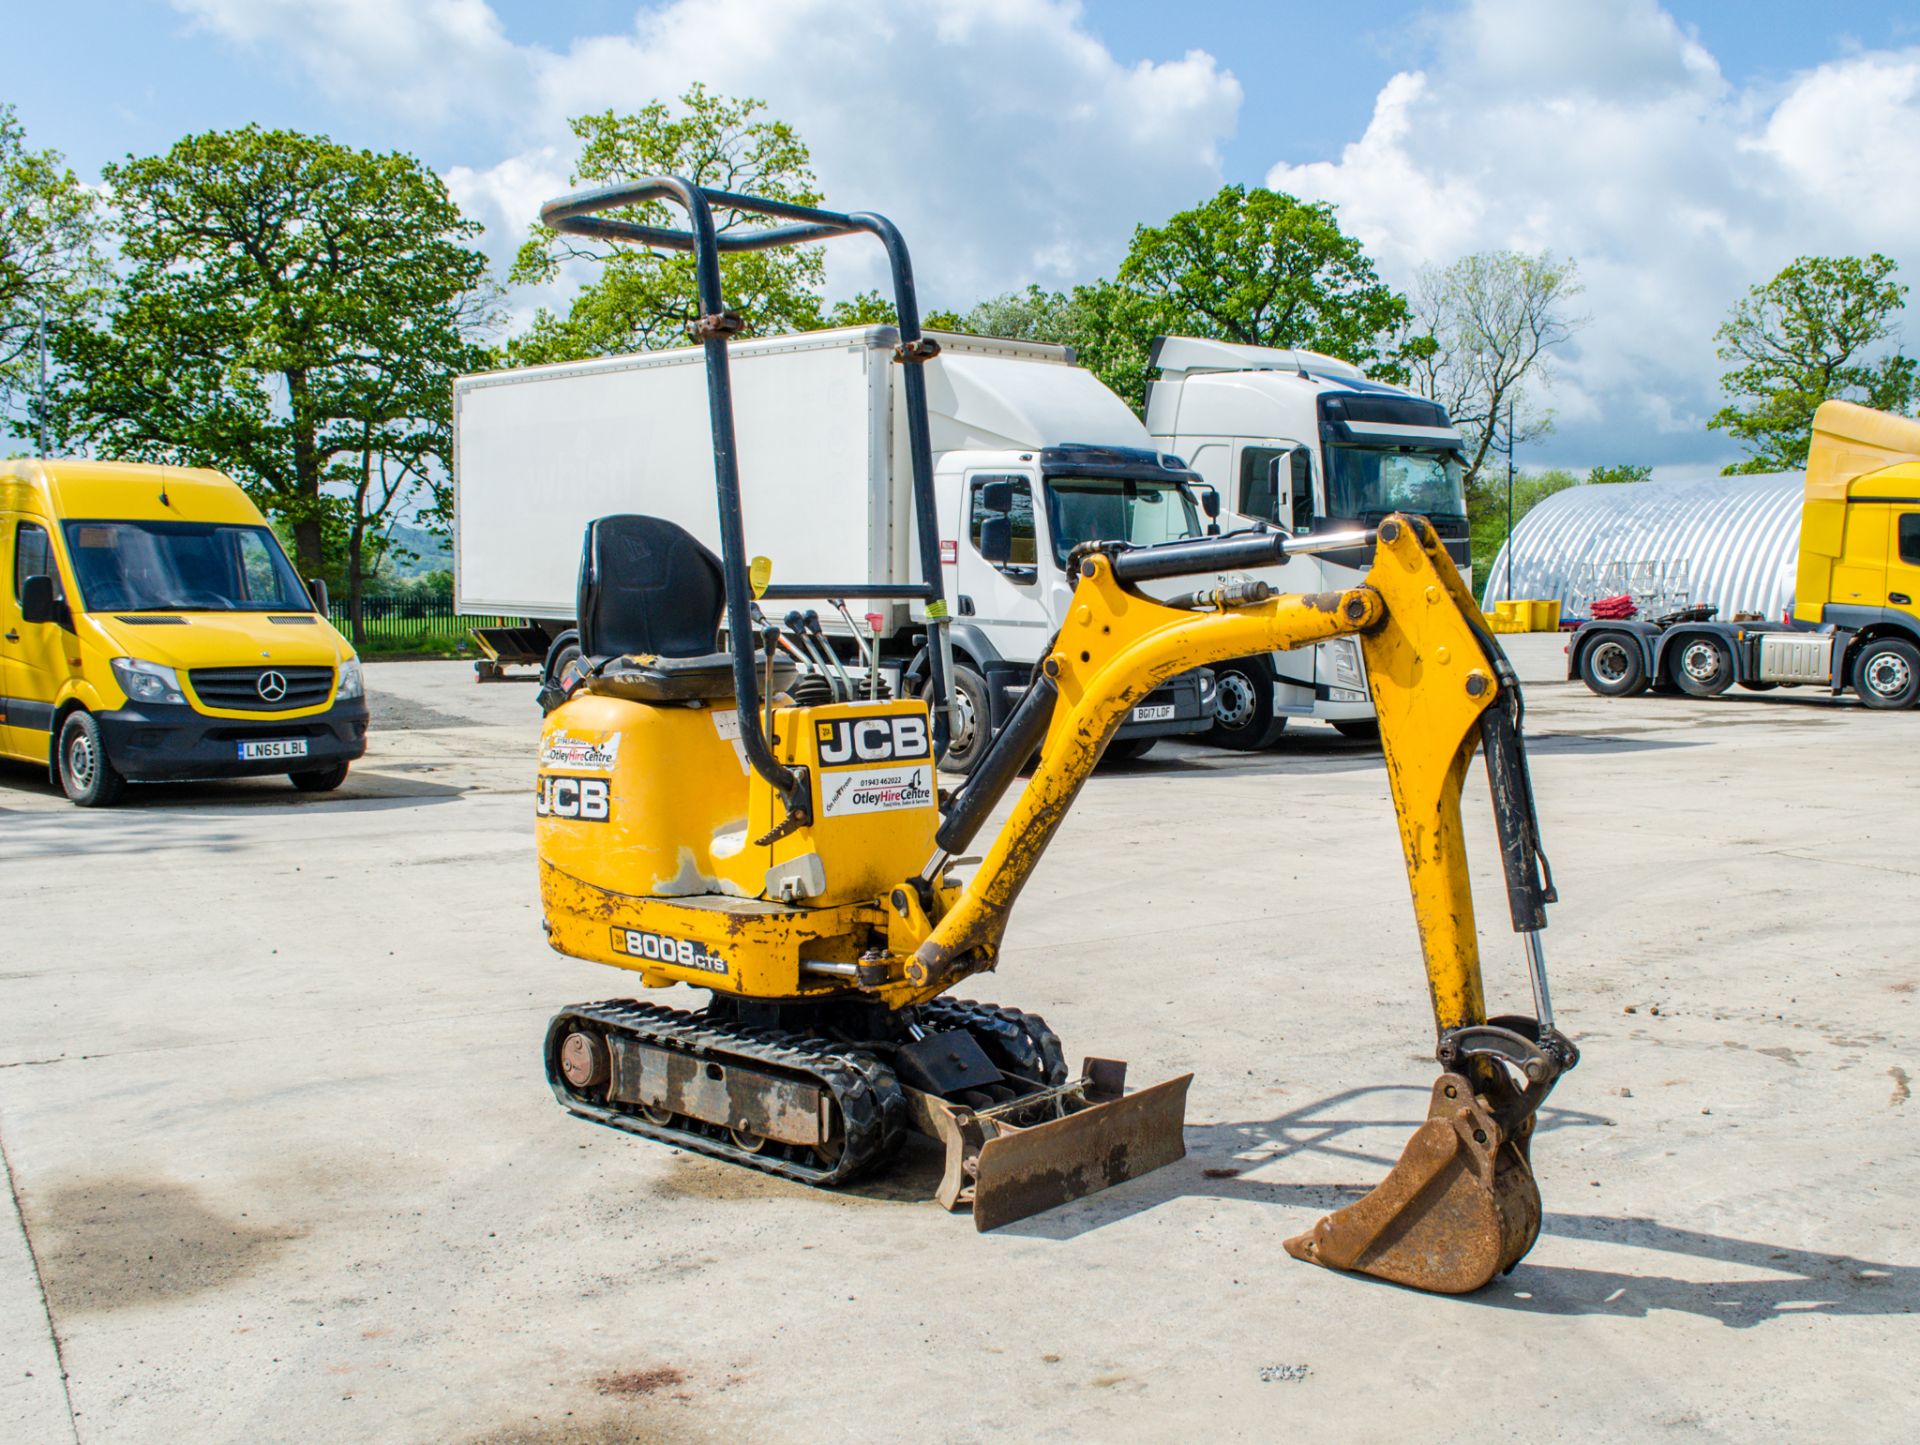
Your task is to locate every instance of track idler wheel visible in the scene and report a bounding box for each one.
[1282,1072,1541,1294]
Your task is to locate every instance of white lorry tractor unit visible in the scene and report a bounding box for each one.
[452,326,1217,771]
[1146,336,1473,746]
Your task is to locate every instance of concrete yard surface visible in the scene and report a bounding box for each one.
[1,637,1914,1442]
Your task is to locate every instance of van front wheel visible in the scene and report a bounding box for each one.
[58,712,127,808]
[291,763,351,793]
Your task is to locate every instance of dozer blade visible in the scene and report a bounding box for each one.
[909,1060,1192,1232]
[971,1071,1192,1232]
[1282,1073,1541,1294]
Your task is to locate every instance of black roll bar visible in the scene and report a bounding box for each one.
[540,177,953,804]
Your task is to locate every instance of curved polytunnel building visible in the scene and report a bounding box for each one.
[1480,471,1804,620]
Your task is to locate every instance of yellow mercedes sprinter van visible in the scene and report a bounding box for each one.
[1,459,368,806]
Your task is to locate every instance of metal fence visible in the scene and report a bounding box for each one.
[326,594,525,638]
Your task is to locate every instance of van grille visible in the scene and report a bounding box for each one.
[190,665,334,712]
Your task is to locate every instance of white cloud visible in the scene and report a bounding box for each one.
[1267,0,1920,471]
[177,0,1241,312]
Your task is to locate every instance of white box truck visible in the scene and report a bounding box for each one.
[1145,336,1473,745]
[454,325,1217,769]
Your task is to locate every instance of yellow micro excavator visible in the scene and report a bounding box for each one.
[529,177,1580,1294]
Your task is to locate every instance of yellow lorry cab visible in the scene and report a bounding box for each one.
[0,459,368,806]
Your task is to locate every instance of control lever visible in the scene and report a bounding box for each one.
[783,609,838,695]
[802,609,857,701]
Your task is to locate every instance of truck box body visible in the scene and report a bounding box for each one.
[455,326,1139,634]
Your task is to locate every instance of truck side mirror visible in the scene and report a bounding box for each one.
[1198,486,1221,519]
[978,480,1014,516]
[979,515,1014,566]
[307,577,330,614]
[20,575,56,625]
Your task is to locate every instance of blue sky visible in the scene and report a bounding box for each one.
[9,1,1920,475]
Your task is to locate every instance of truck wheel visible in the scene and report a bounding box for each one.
[290,763,351,792]
[1101,737,1158,765]
[1853,637,1920,709]
[1578,634,1647,697]
[932,662,992,775]
[1332,719,1379,743]
[1671,635,1733,697]
[57,712,127,808]
[1206,659,1283,750]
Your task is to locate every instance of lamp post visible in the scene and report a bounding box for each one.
[35,294,50,457]
[1503,399,1515,602]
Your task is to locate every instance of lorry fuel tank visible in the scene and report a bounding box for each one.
[1757,631,1833,684]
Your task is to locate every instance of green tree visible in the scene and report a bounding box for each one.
[53,127,494,639]
[1104,185,1410,406]
[1586,462,1650,486]
[1710,254,1913,474]
[0,104,103,448]
[506,86,827,365]
[1407,251,1584,493]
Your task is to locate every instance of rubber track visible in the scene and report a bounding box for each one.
[546,1000,905,1187]
[919,997,1068,1086]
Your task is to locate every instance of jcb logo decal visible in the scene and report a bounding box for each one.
[816,715,930,767]
[536,774,610,821]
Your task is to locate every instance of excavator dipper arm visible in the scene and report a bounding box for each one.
[906,513,1577,1292]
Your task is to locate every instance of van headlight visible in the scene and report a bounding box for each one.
[111,656,187,706]
[336,656,364,700]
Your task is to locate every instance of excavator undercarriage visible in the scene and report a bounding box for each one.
[524,174,1579,1295]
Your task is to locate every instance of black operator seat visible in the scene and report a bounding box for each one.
[575,513,791,705]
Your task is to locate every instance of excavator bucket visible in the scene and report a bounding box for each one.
[1282,1073,1542,1293]
[910,1060,1192,1231]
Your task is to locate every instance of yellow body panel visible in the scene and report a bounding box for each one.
[536,691,943,999]
[0,459,356,766]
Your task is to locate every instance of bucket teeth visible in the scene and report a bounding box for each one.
[1282,1073,1542,1294]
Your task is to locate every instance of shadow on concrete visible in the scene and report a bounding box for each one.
[992,1082,1915,1324]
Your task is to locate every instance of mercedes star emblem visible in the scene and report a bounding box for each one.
[257,670,288,703]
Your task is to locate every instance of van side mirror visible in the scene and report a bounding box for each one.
[20,575,56,625]
[979,515,1014,566]
[977,480,1014,516]
[307,578,330,614]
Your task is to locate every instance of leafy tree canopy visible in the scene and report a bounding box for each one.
[1710,253,1913,474]
[1587,462,1651,486]
[0,104,103,443]
[52,126,494,596]
[505,86,828,365]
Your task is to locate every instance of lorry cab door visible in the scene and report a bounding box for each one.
[1832,504,1889,610]
[956,471,1049,661]
[1,515,68,763]
[1885,510,1920,620]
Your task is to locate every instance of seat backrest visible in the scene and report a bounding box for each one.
[577,514,726,659]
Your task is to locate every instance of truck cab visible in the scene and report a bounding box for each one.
[0,460,369,805]
[937,442,1216,767]
[1146,336,1472,746]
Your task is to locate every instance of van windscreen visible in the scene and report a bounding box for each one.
[61,521,313,613]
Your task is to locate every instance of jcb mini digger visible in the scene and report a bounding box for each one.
[530,177,1579,1294]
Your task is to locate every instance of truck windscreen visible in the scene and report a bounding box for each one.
[61,520,314,613]
[1044,477,1203,568]
[1325,446,1467,525]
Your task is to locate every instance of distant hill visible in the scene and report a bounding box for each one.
[375,522,454,580]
